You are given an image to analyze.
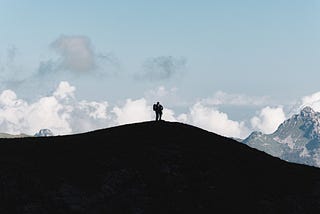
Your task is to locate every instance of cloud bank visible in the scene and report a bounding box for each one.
[0,81,292,139]
[0,81,247,138]
[0,81,110,135]
[0,82,177,136]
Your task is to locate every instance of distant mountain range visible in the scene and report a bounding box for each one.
[0,133,29,138]
[0,129,54,138]
[243,106,320,167]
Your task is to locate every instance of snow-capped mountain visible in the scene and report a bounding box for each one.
[243,106,320,167]
[34,129,54,137]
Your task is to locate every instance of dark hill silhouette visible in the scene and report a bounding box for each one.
[0,121,320,213]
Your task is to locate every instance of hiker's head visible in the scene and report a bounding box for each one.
[157,102,159,105]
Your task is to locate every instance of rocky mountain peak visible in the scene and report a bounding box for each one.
[34,129,54,137]
[244,106,320,167]
[300,106,316,118]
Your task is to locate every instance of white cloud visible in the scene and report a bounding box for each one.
[51,35,96,72]
[69,100,109,134]
[177,113,188,123]
[203,91,269,106]
[0,81,110,135]
[0,82,182,135]
[26,96,72,135]
[111,98,179,125]
[110,97,251,139]
[0,89,21,106]
[79,101,108,120]
[53,81,76,99]
[0,90,29,134]
[0,87,71,135]
[0,83,291,139]
[112,98,153,125]
[186,102,249,138]
[250,106,286,134]
[300,91,320,112]
[162,108,177,121]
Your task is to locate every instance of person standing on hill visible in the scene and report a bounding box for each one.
[153,102,163,121]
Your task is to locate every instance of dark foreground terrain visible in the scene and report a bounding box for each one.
[0,121,320,213]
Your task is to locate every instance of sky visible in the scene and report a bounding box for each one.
[0,0,320,138]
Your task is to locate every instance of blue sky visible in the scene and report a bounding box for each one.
[0,1,320,137]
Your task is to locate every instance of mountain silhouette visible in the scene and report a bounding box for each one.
[0,121,320,213]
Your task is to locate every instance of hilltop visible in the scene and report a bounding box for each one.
[0,121,320,213]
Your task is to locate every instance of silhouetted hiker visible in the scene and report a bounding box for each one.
[158,102,163,120]
[153,102,163,121]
